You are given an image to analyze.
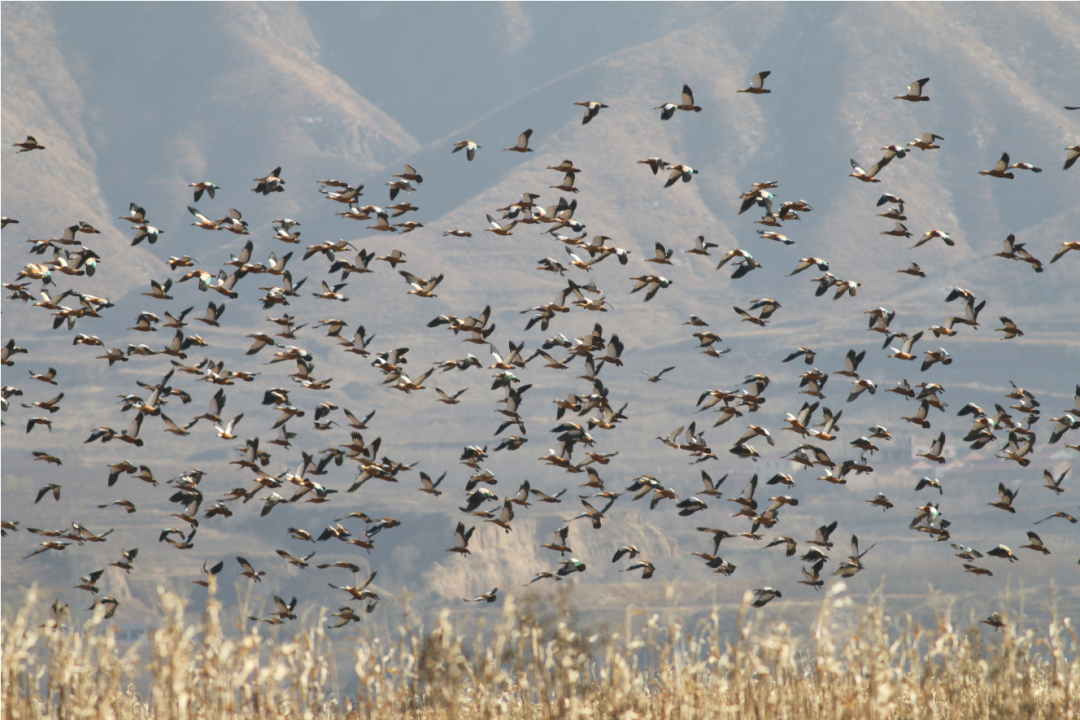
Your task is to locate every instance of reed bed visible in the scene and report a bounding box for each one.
[3,582,1077,719]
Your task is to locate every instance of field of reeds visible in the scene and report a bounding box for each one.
[2,582,1077,719]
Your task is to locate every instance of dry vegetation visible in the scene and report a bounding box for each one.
[3,582,1078,720]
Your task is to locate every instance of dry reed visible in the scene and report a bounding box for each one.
[3,581,1077,719]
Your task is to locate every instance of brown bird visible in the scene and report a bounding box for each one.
[276,549,316,568]
[752,588,782,608]
[877,205,906,220]
[637,157,669,175]
[25,541,69,559]
[1043,468,1069,494]
[765,536,798,557]
[995,317,1024,340]
[1050,241,1080,264]
[26,417,54,434]
[463,588,499,603]
[782,347,816,365]
[866,493,893,511]
[850,159,883,182]
[98,500,137,514]
[237,556,265,582]
[685,235,718,256]
[986,545,1019,562]
[107,548,138,574]
[118,203,147,224]
[980,153,1015,179]
[446,522,475,555]
[388,203,419,218]
[1008,160,1042,173]
[13,135,46,152]
[881,222,912,238]
[188,181,220,202]
[664,164,698,187]
[1034,512,1077,525]
[737,71,772,94]
[214,414,244,440]
[889,332,924,361]
[485,215,517,237]
[73,570,106,595]
[389,165,423,186]
[29,367,58,385]
[484,500,515,533]
[575,100,609,124]
[451,139,481,159]
[550,171,579,193]
[252,166,285,194]
[381,180,412,203]
[2,341,29,369]
[547,160,582,174]
[656,85,701,120]
[897,261,925,278]
[88,597,120,619]
[640,367,675,383]
[504,129,533,153]
[987,483,1019,513]
[192,560,225,588]
[32,451,62,466]
[757,231,793,245]
[1020,531,1050,555]
[542,526,573,555]
[327,606,367,628]
[622,561,655,579]
[893,77,930,102]
[908,132,943,150]
[963,564,993,577]
[34,483,61,503]
[916,432,947,464]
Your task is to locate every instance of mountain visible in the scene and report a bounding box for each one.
[2,2,1079,630]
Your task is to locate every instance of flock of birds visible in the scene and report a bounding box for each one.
[3,72,1080,628]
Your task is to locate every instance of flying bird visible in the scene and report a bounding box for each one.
[13,135,46,152]
[452,140,481,161]
[575,100,609,124]
[737,71,772,94]
[656,84,701,120]
[893,77,930,102]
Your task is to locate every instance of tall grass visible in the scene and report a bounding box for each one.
[3,582,1077,719]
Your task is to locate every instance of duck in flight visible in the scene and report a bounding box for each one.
[737,71,772,94]
[656,84,701,120]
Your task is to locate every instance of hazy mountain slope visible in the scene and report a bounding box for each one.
[1,2,162,313]
[302,2,734,146]
[3,1,421,334]
[365,0,1080,416]
[52,2,422,195]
